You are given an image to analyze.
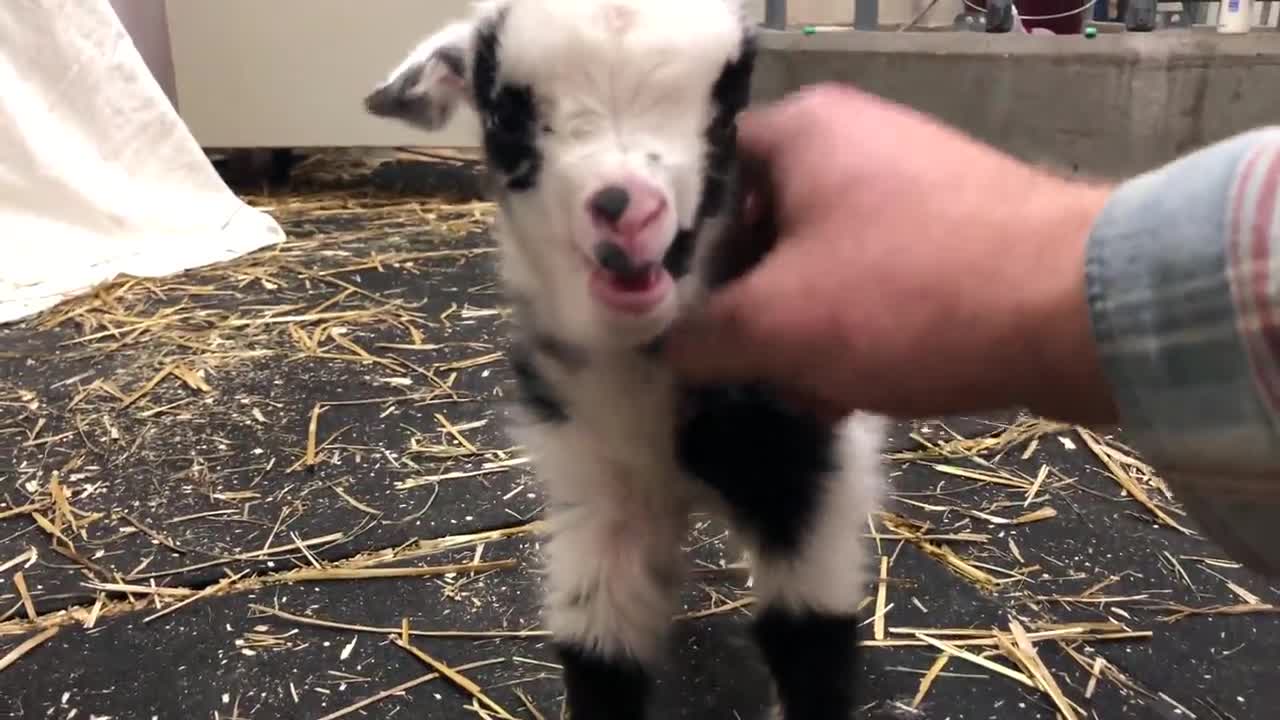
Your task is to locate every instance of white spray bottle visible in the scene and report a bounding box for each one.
[1218,0,1253,34]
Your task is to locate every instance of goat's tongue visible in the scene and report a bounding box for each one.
[588,242,670,312]
[594,243,659,293]
[610,266,658,292]
[589,262,671,314]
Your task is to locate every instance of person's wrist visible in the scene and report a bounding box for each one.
[1018,178,1118,424]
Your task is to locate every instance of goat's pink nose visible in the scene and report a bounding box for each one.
[588,182,666,237]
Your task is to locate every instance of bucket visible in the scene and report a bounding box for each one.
[968,0,1091,34]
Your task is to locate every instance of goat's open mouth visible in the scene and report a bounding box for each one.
[588,263,673,315]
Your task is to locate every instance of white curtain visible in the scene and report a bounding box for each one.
[0,0,284,325]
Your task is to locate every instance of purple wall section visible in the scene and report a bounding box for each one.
[108,0,179,109]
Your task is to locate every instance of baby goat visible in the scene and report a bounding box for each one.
[364,2,887,717]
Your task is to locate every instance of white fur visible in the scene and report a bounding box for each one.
[371,0,751,348]
[508,352,692,661]
[491,0,742,349]
[512,352,884,661]
[369,0,887,678]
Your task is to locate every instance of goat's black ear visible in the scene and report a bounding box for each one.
[364,21,475,131]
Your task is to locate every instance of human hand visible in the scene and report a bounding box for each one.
[665,83,1117,424]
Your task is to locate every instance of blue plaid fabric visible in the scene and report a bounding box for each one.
[1085,126,1280,574]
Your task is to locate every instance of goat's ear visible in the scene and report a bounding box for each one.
[364,21,475,131]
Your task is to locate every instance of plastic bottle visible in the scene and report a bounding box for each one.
[1218,0,1253,33]
[1125,0,1156,31]
[985,0,1015,32]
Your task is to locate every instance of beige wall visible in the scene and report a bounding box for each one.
[168,0,775,149]
[166,0,486,148]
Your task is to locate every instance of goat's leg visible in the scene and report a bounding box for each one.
[679,387,884,719]
[743,468,870,720]
[538,461,689,720]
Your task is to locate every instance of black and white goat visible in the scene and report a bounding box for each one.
[364,2,887,717]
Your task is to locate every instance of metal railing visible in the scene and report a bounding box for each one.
[760,0,1276,31]
[764,0,881,29]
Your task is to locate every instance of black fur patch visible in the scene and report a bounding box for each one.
[663,32,758,281]
[471,11,543,192]
[754,607,860,720]
[556,644,651,720]
[702,153,778,291]
[508,344,568,423]
[662,228,695,278]
[676,384,835,556]
[637,333,667,358]
[701,33,756,220]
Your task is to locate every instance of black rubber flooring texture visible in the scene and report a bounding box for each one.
[2,163,1277,720]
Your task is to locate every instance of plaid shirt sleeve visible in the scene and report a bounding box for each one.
[1086,126,1280,476]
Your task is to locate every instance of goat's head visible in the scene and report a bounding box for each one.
[365,0,756,349]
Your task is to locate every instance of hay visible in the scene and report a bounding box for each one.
[314,659,507,720]
[393,633,517,719]
[1077,428,1194,535]
[0,626,59,672]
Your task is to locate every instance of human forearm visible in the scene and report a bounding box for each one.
[1017,179,1117,425]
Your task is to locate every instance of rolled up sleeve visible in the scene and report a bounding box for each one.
[1086,127,1280,476]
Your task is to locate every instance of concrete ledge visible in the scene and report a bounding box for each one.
[752,30,1280,177]
[757,28,1280,56]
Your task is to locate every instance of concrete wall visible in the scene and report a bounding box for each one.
[783,1,1277,27]
[752,31,1280,178]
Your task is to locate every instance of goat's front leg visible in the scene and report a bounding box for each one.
[539,458,689,720]
[744,455,874,720]
[680,387,885,720]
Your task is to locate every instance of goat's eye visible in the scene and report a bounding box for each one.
[541,124,554,135]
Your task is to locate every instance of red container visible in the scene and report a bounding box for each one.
[970,0,1090,34]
